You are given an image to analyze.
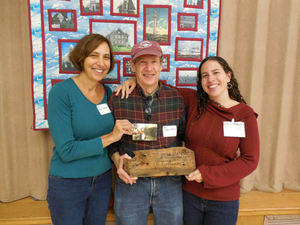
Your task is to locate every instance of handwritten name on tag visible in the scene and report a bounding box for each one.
[163,125,177,137]
[223,119,245,138]
[96,103,111,115]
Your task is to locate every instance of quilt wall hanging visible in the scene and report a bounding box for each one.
[28,0,221,130]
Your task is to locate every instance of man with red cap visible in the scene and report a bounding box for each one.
[108,40,186,225]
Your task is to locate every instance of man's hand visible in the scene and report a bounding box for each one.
[115,153,138,185]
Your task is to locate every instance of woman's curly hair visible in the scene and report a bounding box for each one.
[196,56,246,120]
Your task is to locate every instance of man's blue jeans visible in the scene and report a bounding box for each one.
[183,190,239,225]
[47,169,112,225]
[114,176,183,225]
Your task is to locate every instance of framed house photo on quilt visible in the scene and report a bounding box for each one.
[58,39,79,74]
[48,9,77,32]
[80,0,103,16]
[90,19,137,55]
[111,0,139,17]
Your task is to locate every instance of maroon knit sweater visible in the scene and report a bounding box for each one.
[179,88,260,201]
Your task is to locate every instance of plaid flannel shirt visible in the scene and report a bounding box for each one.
[108,82,186,158]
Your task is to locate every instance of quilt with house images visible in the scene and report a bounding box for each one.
[28,0,221,130]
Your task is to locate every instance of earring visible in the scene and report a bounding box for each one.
[227,82,233,89]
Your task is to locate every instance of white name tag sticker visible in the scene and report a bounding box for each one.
[223,119,245,138]
[96,103,111,115]
[163,125,177,137]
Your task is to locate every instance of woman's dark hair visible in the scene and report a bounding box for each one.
[196,56,246,119]
[69,34,115,73]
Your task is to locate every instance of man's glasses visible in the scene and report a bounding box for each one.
[145,96,153,121]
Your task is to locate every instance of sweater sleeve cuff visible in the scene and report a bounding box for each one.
[197,165,206,187]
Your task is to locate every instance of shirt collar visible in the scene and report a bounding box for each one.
[137,81,162,99]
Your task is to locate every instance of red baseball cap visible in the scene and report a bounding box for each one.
[131,40,162,60]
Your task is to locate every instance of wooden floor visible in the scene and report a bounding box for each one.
[0,190,300,225]
[237,189,300,225]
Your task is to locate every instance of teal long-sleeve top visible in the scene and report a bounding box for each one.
[47,78,113,178]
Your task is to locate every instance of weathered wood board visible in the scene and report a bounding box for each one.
[123,147,196,177]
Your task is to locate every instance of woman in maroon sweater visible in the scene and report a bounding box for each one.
[117,56,259,225]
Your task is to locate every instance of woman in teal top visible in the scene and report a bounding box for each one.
[47,34,133,225]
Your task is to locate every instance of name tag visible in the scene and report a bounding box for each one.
[163,125,177,137]
[96,103,111,115]
[223,119,245,138]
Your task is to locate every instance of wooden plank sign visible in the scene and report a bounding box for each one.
[123,147,196,177]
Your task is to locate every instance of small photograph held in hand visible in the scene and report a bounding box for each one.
[132,123,158,141]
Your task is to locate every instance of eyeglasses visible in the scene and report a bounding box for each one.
[144,96,153,121]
